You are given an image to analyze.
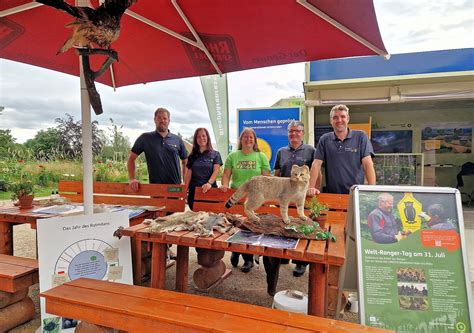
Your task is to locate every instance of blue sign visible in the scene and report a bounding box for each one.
[237,107,300,170]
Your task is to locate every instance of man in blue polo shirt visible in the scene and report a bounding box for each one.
[127,107,188,190]
[307,104,375,196]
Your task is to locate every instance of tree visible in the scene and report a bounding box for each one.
[24,128,61,160]
[101,118,131,161]
[0,129,16,159]
[55,113,105,159]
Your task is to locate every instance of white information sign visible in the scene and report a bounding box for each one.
[37,211,133,332]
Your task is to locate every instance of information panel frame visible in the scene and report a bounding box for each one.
[352,185,473,332]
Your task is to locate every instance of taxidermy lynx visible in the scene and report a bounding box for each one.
[225,165,310,224]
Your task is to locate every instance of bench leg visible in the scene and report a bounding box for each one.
[0,223,13,255]
[175,245,189,292]
[151,243,167,289]
[308,263,327,317]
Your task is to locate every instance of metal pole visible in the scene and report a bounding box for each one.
[78,0,93,215]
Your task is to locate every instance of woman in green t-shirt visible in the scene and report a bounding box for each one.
[220,127,270,273]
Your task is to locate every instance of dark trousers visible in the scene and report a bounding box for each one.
[233,252,253,262]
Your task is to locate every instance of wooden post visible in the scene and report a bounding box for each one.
[150,243,167,289]
[0,223,13,255]
[175,245,189,292]
[308,262,327,317]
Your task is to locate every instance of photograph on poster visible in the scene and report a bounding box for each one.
[360,191,459,245]
[371,130,413,153]
[421,123,472,154]
[354,186,472,332]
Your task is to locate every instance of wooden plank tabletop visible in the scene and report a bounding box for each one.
[124,223,338,265]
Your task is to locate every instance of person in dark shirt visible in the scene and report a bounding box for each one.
[184,128,222,210]
[307,104,375,196]
[368,193,404,244]
[127,107,188,190]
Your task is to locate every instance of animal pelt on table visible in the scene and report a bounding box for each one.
[144,211,241,237]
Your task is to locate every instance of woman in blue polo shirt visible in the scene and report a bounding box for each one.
[184,128,223,210]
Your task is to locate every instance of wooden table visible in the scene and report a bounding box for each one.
[0,203,158,256]
[121,215,346,318]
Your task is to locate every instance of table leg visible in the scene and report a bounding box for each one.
[175,245,189,292]
[150,243,167,289]
[132,237,142,285]
[308,262,327,317]
[0,222,13,255]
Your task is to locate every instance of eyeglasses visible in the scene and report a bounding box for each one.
[288,130,303,134]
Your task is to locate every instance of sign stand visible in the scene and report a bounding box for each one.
[338,185,473,332]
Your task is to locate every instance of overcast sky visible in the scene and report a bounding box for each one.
[1,0,473,144]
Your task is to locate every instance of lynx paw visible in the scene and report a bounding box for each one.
[283,218,291,224]
[299,215,310,222]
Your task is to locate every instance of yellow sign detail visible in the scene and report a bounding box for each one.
[397,192,423,232]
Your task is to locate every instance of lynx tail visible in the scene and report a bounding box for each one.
[225,183,249,209]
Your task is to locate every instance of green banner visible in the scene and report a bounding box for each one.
[200,74,229,162]
[355,188,472,333]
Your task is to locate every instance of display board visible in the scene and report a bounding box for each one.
[350,185,472,332]
[237,106,300,169]
[37,212,133,332]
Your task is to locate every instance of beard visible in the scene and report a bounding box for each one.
[157,124,168,132]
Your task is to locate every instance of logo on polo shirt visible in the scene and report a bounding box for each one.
[345,147,358,153]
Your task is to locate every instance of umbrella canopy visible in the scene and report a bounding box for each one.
[1,0,387,214]
[1,0,387,89]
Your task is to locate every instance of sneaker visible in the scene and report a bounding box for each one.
[293,264,306,277]
[240,260,254,273]
[230,252,240,267]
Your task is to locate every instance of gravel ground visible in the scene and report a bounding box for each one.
[7,223,358,333]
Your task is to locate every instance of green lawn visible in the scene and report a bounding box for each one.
[0,187,55,201]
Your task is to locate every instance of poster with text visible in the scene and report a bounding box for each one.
[237,107,300,169]
[353,185,472,333]
[37,212,133,332]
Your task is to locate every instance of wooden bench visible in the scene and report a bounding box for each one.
[0,254,38,331]
[193,188,349,224]
[41,278,392,333]
[58,180,187,219]
[193,188,349,316]
[0,254,38,293]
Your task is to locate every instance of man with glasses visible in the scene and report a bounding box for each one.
[271,121,321,278]
[307,104,375,196]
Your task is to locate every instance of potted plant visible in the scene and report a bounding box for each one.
[10,179,35,209]
[305,196,329,227]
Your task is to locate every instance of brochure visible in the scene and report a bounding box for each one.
[31,204,145,219]
[226,230,298,249]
